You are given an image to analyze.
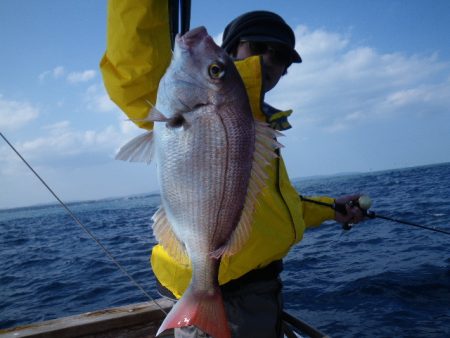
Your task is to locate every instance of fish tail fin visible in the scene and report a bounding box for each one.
[156,286,231,338]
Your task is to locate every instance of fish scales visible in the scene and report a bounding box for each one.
[155,108,254,252]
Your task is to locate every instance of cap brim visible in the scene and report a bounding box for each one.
[240,35,302,63]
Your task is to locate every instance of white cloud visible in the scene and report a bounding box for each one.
[39,67,97,84]
[0,95,39,130]
[38,70,50,82]
[84,83,119,113]
[0,121,123,173]
[268,25,450,133]
[67,70,97,84]
[0,76,145,177]
[53,66,65,78]
[0,115,144,176]
[294,25,349,61]
[23,121,118,156]
[39,66,65,82]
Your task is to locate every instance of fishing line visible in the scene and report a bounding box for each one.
[300,195,450,236]
[0,132,168,315]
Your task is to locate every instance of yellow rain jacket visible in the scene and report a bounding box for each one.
[100,0,335,299]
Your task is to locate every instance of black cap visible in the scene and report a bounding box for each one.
[221,10,302,64]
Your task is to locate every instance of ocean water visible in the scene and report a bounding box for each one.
[1,162,449,337]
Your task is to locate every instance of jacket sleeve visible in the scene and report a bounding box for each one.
[302,196,335,227]
[99,0,172,130]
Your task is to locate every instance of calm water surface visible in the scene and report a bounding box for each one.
[1,163,449,337]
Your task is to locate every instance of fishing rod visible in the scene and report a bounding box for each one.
[365,210,450,236]
[301,195,450,235]
[168,0,192,49]
[0,132,168,315]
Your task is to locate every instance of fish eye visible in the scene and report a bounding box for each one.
[208,62,225,79]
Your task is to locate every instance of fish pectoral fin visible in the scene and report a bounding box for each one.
[149,107,170,122]
[124,100,170,123]
[115,131,154,164]
[152,207,189,265]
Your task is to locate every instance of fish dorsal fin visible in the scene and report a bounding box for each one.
[211,121,283,259]
[152,207,190,265]
[115,131,154,164]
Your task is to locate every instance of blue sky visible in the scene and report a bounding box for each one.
[1,0,450,209]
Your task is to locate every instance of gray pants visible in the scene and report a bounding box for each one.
[173,278,283,338]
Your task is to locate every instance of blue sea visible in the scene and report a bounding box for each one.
[1,163,449,337]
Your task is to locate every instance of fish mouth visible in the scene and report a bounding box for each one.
[177,26,211,49]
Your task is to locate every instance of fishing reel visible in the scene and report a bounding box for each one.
[334,195,373,230]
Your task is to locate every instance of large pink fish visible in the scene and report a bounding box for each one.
[116,27,280,338]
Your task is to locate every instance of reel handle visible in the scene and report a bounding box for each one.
[336,195,372,230]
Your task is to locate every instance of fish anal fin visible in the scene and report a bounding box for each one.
[115,131,154,164]
[152,207,189,266]
[156,286,231,338]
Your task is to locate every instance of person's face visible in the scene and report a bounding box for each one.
[235,41,291,93]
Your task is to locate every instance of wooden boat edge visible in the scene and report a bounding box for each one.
[0,298,329,338]
[0,298,173,338]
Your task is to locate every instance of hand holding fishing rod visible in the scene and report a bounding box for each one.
[302,194,450,235]
[333,195,372,230]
